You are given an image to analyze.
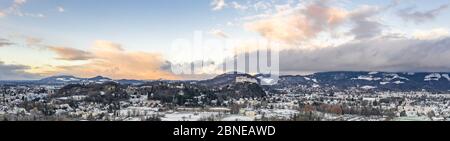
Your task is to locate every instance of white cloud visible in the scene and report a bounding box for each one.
[253,1,272,11]
[397,4,449,24]
[413,28,450,40]
[57,6,65,13]
[277,36,450,73]
[226,21,234,26]
[231,1,248,10]
[209,29,229,38]
[211,0,227,11]
[0,0,45,18]
[14,0,26,5]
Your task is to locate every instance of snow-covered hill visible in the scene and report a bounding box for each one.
[273,71,450,93]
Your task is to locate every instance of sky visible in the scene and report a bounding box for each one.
[0,0,450,80]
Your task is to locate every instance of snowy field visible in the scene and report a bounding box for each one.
[161,112,219,121]
[221,115,254,121]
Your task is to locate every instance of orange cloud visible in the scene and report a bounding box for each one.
[46,40,178,80]
[48,46,94,60]
[245,15,311,43]
[244,0,348,44]
[210,29,229,38]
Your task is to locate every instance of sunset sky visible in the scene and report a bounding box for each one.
[1,0,450,80]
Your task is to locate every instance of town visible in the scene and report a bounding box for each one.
[1,72,450,121]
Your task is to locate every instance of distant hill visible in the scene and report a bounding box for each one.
[272,71,450,93]
[2,71,450,93]
[36,75,113,85]
[2,75,147,85]
[197,72,258,87]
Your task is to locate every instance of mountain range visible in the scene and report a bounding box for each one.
[272,71,450,93]
[1,71,450,93]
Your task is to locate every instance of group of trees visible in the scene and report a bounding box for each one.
[145,82,266,107]
[298,102,391,118]
[55,82,130,104]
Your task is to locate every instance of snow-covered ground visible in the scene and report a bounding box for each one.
[221,115,254,121]
[393,116,431,121]
[161,112,219,121]
[425,73,442,81]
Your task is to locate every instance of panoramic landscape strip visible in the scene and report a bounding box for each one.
[1,0,450,122]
